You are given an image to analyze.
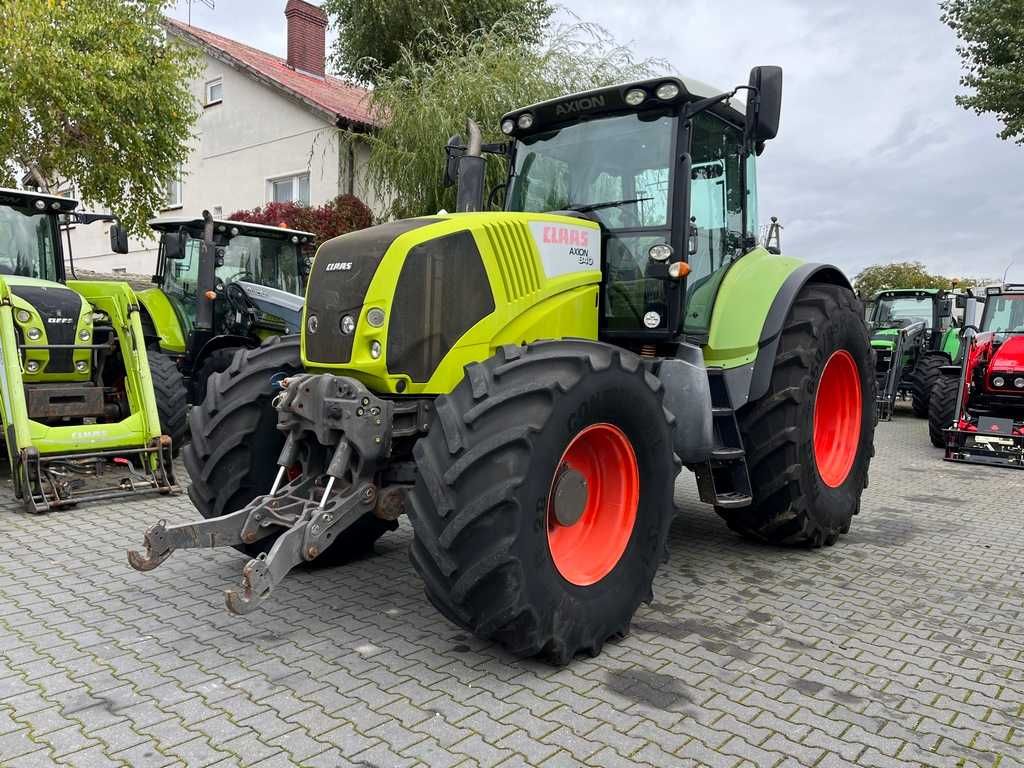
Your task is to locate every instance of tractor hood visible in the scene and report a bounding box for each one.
[234,281,304,334]
[990,334,1024,374]
[870,328,898,349]
[0,275,93,379]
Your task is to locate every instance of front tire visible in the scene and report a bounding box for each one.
[910,352,948,418]
[148,351,188,457]
[408,341,679,664]
[184,335,395,561]
[928,374,958,448]
[717,283,875,546]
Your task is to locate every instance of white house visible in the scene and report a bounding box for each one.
[67,0,380,273]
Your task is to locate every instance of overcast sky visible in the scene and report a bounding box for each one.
[168,0,1024,282]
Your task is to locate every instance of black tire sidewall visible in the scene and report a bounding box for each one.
[801,298,874,529]
[509,366,674,633]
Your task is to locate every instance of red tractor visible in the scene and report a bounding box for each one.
[929,284,1024,467]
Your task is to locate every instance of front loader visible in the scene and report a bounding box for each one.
[869,288,960,420]
[0,188,177,512]
[130,68,876,662]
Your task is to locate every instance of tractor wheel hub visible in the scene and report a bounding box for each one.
[551,467,588,527]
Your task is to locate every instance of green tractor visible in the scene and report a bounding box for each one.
[130,68,876,662]
[0,188,177,512]
[869,288,961,420]
[125,215,314,446]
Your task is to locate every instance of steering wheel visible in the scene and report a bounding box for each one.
[220,270,255,284]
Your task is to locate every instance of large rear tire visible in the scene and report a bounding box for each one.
[184,335,395,561]
[148,351,188,457]
[928,374,958,448]
[716,283,875,546]
[408,341,678,664]
[910,351,947,418]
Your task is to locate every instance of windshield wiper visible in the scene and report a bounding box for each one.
[564,196,653,213]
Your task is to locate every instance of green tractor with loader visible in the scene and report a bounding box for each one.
[129,68,877,663]
[121,215,314,447]
[869,288,961,420]
[0,188,178,512]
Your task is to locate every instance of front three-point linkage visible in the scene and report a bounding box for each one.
[128,374,394,614]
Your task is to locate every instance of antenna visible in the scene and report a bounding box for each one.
[185,0,215,26]
[1003,259,1017,285]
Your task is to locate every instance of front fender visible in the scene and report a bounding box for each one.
[136,288,186,354]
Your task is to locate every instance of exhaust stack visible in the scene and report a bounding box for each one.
[455,119,485,213]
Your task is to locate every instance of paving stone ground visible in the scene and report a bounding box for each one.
[1,405,1022,767]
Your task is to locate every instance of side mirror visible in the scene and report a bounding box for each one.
[109,224,129,254]
[745,66,783,144]
[163,231,187,260]
[939,299,953,318]
[442,135,464,188]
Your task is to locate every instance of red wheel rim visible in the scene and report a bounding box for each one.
[813,349,862,488]
[546,423,639,586]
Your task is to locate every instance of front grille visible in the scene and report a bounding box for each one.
[304,219,438,365]
[11,285,83,373]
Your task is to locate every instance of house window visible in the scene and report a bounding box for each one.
[162,168,183,209]
[206,77,223,106]
[270,173,310,205]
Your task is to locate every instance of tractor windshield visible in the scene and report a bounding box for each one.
[163,233,304,333]
[874,296,933,328]
[506,112,674,228]
[0,205,60,281]
[981,294,1024,334]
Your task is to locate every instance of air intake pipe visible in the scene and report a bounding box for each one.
[195,209,217,331]
[455,119,485,213]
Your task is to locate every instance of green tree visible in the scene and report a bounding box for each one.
[322,0,554,86]
[0,0,200,235]
[853,261,989,298]
[941,0,1024,144]
[358,22,659,219]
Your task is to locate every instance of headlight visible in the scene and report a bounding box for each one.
[340,314,356,335]
[655,82,680,100]
[26,360,39,373]
[75,360,88,372]
[370,340,382,359]
[79,329,90,341]
[501,119,515,135]
[1015,377,1024,389]
[366,308,386,328]
[993,376,1005,387]
[26,327,41,341]
[517,113,534,130]
[648,244,673,262]
[306,314,319,334]
[625,88,646,106]
[16,310,31,323]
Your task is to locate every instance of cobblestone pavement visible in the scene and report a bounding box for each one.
[1,407,1022,767]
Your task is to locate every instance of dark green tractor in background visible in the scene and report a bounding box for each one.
[869,288,961,420]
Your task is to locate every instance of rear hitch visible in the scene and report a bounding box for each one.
[128,374,397,614]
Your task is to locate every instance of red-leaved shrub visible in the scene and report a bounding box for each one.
[228,194,373,245]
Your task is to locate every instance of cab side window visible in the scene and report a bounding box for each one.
[683,113,749,335]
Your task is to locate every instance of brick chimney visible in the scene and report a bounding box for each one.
[285,0,327,77]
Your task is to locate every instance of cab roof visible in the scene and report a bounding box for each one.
[148,216,315,243]
[0,187,78,214]
[501,76,747,139]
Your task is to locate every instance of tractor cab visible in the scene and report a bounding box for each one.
[499,70,781,349]
[137,217,314,401]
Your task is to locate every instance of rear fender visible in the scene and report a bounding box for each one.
[704,250,851,408]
